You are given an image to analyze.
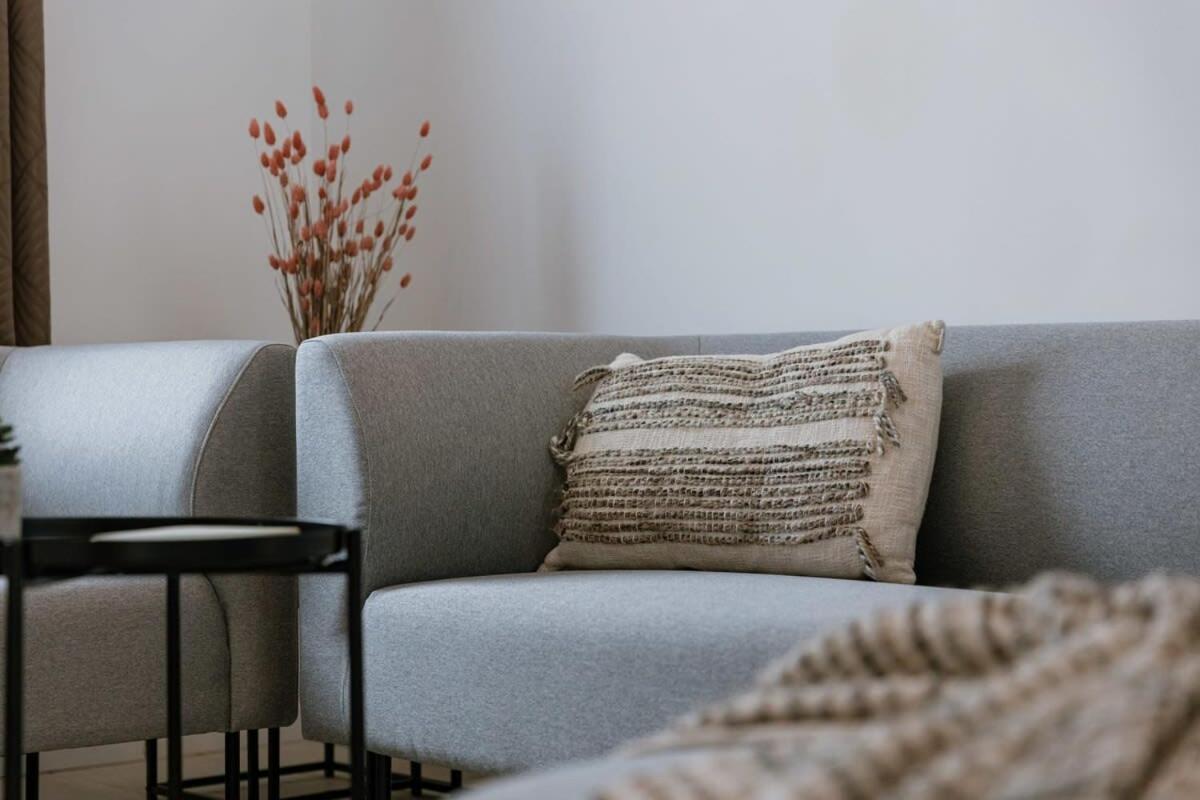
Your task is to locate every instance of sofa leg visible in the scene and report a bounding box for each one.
[450,769,463,790]
[225,731,241,799]
[267,728,281,800]
[24,753,38,800]
[145,739,158,800]
[246,729,260,800]
[323,742,336,778]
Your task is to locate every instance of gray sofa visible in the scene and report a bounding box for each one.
[0,341,297,757]
[295,320,1200,783]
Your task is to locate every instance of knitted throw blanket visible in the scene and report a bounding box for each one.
[602,573,1200,800]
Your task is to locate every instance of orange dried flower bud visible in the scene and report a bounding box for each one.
[268,254,280,269]
[407,186,419,201]
[419,120,430,137]
[344,100,354,115]
[290,202,300,220]
[299,278,312,296]
[249,118,261,139]
[405,205,417,220]
[271,151,283,170]
[402,171,413,186]
[300,296,310,313]
[382,256,394,272]
[392,186,404,199]
[398,223,408,236]
[318,104,329,120]
[405,226,415,241]
[341,134,351,154]
[328,144,339,161]
[352,188,362,205]
[346,240,359,257]
[373,165,384,182]
[312,85,326,106]
[260,153,270,169]
[280,172,289,188]
[300,225,311,240]
[313,279,324,299]
[291,185,305,203]
[314,219,329,238]
[263,122,276,146]
[318,186,328,200]
[337,220,348,237]
[400,272,412,288]
[374,220,385,237]
[420,154,433,171]
[362,236,375,250]
[313,159,326,177]
[281,139,292,159]
[292,130,303,149]
[383,166,393,181]
[291,153,302,166]
[275,100,287,119]
[328,165,338,183]
[308,317,320,337]
[270,165,279,177]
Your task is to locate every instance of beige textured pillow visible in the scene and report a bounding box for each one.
[543,322,945,583]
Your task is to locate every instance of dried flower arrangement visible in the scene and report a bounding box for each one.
[250,87,433,342]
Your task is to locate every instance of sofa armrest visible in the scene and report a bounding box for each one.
[0,339,298,730]
[296,332,694,596]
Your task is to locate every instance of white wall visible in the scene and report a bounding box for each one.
[46,0,310,344]
[46,1,1200,343]
[312,0,1200,334]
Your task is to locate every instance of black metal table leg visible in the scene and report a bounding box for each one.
[247,729,259,800]
[450,769,463,789]
[166,572,183,800]
[4,542,23,800]
[146,739,158,800]
[347,534,365,800]
[410,761,422,797]
[225,731,240,799]
[24,753,37,800]
[324,743,336,778]
[267,727,280,800]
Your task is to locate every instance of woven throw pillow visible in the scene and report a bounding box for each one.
[543,322,945,583]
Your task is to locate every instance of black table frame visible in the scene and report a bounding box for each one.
[2,517,365,800]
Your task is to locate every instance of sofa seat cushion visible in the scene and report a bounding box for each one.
[362,570,983,773]
[463,752,713,799]
[0,575,230,752]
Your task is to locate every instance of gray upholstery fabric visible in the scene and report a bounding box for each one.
[701,321,1200,586]
[0,576,228,752]
[297,322,1200,768]
[368,571,974,771]
[462,753,711,800]
[0,340,297,749]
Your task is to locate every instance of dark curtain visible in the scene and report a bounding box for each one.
[0,0,47,346]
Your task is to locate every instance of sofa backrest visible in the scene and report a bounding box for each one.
[0,340,296,518]
[297,321,1200,593]
[704,320,1200,586]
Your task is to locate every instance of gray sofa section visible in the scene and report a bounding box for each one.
[296,321,1200,773]
[0,340,297,751]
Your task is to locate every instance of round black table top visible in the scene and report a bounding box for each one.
[13,517,352,576]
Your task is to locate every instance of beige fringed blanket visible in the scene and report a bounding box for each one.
[602,573,1200,799]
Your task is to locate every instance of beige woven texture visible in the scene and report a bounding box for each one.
[544,322,944,582]
[601,572,1200,800]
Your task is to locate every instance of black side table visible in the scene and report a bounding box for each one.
[2,517,365,800]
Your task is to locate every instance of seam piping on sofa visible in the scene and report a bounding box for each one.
[310,337,374,734]
[188,341,285,731]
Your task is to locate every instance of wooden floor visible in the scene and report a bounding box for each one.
[35,738,471,799]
